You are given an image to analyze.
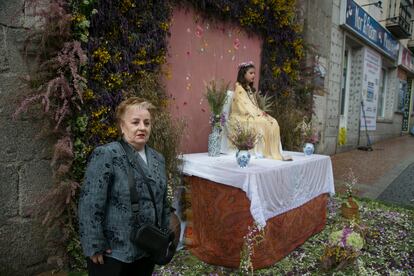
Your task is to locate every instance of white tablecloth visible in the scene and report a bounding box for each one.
[182,151,335,226]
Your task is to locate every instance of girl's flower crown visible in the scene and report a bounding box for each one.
[238,61,254,68]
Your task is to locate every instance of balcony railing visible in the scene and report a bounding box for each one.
[386,2,412,39]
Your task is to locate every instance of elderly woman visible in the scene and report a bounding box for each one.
[78,97,170,276]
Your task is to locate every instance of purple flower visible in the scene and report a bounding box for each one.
[341,227,352,247]
[220,112,227,126]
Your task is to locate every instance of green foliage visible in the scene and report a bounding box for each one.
[255,92,273,113]
[149,111,185,200]
[270,99,304,151]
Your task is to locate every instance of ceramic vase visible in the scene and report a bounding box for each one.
[303,143,315,156]
[208,127,221,157]
[236,150,251,168]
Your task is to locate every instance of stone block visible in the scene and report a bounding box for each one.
[19,159,53,217]
[0,26,11,73]
[323,136,337,155]
[0,0,25,24]
[0,163,19,221]
[0,217,53,276]
[0,73,25,118]
[0,116,18,162]
[0,95,54,163]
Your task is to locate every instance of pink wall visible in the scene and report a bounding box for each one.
[164,8,262,153]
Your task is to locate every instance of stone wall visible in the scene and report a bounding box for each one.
[303,0,339,155]
[0,1,56,275]
[324,0,345,155]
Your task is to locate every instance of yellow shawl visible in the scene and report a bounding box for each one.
[228,82,282,160]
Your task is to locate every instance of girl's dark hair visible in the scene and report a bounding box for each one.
[236,64,256,92]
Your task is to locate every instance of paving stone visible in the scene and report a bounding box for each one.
[377,162,414,207]
[332,135,414,202]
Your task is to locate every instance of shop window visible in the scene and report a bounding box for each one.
[397,79,408,113]
[377,68,387,118]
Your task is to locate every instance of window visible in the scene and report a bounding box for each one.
[377,68,387,118]
[397,79,407,113]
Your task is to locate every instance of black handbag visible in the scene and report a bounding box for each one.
[119,140,176,265]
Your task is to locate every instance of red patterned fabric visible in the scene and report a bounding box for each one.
[185,176,328,269]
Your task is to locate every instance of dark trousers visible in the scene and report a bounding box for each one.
[87,256,155,276]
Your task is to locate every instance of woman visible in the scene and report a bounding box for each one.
[229,62,283,160]
[78,97,170,276]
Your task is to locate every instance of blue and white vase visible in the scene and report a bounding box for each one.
[236,150,251,168]
[303,143,315,156]
[208,127,221,157]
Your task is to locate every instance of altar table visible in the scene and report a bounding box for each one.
[182,152,335,269]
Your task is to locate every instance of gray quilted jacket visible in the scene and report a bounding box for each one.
[78,141,170,263]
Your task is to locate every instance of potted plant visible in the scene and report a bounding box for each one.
[341,168,359,219]
[320,224,364,271]
[227,121,259,168]
[295,116,319,156]
[205,79,230,156]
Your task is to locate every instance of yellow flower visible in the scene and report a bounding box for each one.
[92,48,111,64]
[107,126,118,138]
[137,48,147,58]
[72,13,86,23]
[282,61,293,75]
[83,88,95,101]
[272,67,281,77]
[121,0,136,13]
[293,38,304,58]
[132,60,147,66]
[91,107,110,119]
[159,22,169,31]
[113,52,122,62]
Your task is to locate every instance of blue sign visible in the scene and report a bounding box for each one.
[344,0,399,60]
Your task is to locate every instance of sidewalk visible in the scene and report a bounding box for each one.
[331,134,414,203]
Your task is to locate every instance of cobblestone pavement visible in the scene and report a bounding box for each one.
[377,162,414,207]
[331,135,414,203]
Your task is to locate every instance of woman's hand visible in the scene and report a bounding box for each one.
[90,249,112,264]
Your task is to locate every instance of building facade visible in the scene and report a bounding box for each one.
[305,0,414,155]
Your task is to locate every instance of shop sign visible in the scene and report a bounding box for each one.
[401,80,412,132]
[340,0,399,60]
[361,47,381,131]
[398,46,414,73]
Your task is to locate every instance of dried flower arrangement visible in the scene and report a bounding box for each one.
[227,121,259,151]
[205,79,230,131]
[295,116,320,144]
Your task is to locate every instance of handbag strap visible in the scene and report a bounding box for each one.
[119,139,160,227]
